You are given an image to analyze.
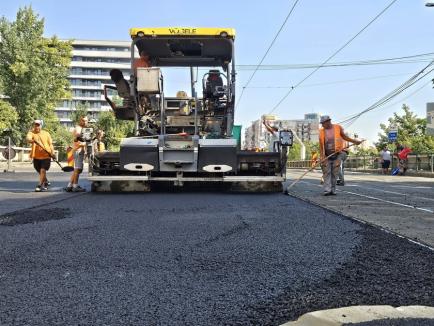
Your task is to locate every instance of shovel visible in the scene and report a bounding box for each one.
[33,140,74,172]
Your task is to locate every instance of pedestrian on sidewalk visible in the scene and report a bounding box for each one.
[396,143,411,176]
[379,146,391,174]
[26,120,54,192]
[65,116,88,192]
[319,116,362,196]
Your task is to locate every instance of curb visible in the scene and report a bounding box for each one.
[281,305,434,325]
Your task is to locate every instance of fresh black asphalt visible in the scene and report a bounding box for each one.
[0,192,433,325]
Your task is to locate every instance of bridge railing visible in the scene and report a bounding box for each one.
[288,153,434,173]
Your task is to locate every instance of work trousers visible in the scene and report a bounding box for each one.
[322,152,345,193]
[337,151,348,183]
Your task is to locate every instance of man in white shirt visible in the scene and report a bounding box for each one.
[65,116,88,192]
[263,119,279,152]
[379,146,391,174]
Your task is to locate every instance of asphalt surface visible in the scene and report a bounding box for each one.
[286,169,434,248]
[0,170,433,325]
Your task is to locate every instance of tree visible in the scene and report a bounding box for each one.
[70,102,89,125]
[0,6,72,145]
[286,140,318,161]
[95,111,134,151]
[376,105,434,153]
[0,100,18,133]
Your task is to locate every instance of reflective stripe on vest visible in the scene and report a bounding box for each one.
[319,124,344,157]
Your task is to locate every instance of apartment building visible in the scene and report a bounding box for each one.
[56,40,131,128]
[244,113,320,150]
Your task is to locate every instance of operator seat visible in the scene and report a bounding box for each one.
[204,70,224,99]
[104,69,135,120]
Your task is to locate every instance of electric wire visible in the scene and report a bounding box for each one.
[340,66,433,125]
[236,52,434,71]
[268,0,399,114]
[235,0,301,110]
[342,78,432,129]
[245,72,414,89]
[338,60,434,128]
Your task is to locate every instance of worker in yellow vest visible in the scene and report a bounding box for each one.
[319,116,362,196]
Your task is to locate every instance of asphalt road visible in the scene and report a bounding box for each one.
[0,171,433,325]
[286,169,434,248]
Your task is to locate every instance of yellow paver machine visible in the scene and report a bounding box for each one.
[88,27,293,191]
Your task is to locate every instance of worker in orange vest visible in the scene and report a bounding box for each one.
[319,115,362,196]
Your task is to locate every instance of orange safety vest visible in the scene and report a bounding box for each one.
[319,124,345,158]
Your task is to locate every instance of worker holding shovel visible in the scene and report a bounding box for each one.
[319,115,362,196]
[26,120,55,192]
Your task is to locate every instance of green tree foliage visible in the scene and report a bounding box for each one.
[376,104,434,153]
[70,102,90,125]
[0,6,72,145]
[287,140,318,161]
[0,100,18,133]
[95,111,134,151]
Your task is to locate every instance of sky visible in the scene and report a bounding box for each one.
[1,0,434,143]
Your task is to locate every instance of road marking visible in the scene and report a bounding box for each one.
[288,183,434,251]
[338,190,434,214]
[297,180,434,214]
[349,184,434,202]
[288,171,434,202]
[390,185,433,189]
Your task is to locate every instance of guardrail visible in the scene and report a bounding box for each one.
[288,153,434,173]
[0,146,59,162]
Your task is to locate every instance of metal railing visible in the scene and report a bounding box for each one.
[288,153,434,173]
[0,146,59,162]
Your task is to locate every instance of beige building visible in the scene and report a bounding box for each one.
[244,113,320,150]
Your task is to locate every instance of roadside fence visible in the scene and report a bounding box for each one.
[288,153,434,174]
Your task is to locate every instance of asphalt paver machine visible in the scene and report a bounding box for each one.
[88,27,293,191]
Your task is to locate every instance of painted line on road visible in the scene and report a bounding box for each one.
[339,190,434,214]
[298,180,434,214]
[348,184,407,196]
[287,184,434,252]
[289,171,434,202]
[390,185,433,189]
[347,183,434,202]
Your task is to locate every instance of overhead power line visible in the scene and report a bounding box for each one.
[339,60,434,128]
[246,72,414,89]
[342,79,433,129]
[236,52,434,71]
[235,0,301,110]
[268,0,400,114]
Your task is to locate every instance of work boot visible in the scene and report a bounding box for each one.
[72,185,86,192]
[35,185,47,192]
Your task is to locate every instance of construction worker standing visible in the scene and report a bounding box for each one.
[26,119,55,192]
[319,116,362,196]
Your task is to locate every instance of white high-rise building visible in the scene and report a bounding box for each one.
[56,40,131,127]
